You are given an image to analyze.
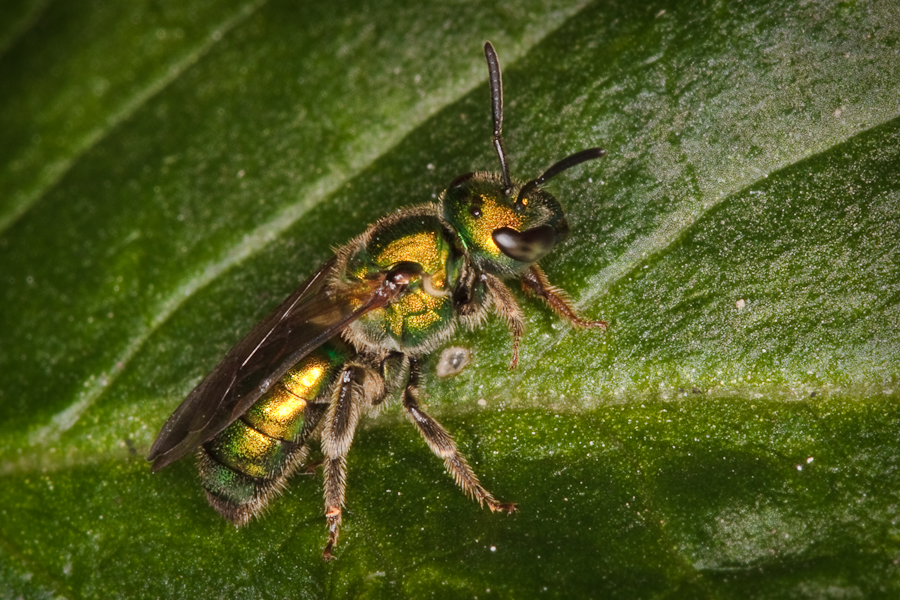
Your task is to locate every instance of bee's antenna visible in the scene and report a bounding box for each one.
[484,42,512,194]
[516,147,606,206]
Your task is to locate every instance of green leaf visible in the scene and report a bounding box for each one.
[1,0,898,597]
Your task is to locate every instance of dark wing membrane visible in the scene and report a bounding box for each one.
[148,258,396,471]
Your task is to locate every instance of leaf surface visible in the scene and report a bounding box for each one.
[0,0,898,597]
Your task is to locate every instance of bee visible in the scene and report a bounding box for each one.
[148,41,607,561]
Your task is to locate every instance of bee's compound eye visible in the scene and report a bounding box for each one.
[492,225,557,263]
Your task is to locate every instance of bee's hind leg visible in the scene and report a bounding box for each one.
[320,363,385,561]
[401,358,516,513]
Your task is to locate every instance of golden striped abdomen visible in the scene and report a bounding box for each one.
[197,340,350,525]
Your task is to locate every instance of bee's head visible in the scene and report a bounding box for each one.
[441,170,571,275]
[441,42,605,275]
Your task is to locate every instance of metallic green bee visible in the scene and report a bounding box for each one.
[148,42,606,561]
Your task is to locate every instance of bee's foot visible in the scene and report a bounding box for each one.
[488,500,518,514]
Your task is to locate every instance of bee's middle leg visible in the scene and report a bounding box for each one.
[402,358,516,513]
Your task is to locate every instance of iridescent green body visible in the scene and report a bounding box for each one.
[149,41,607,560]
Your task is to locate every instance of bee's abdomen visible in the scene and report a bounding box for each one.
[196,343,347,525]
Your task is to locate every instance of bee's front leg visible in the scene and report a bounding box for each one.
[402,358,516,513]
[521,264,607,330]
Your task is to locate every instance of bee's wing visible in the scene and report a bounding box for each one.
[148,258,395,472]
